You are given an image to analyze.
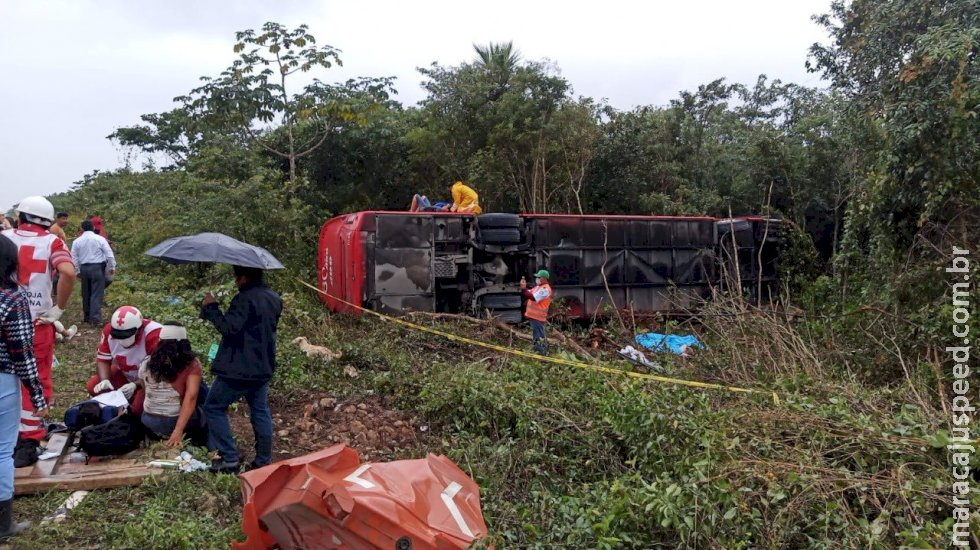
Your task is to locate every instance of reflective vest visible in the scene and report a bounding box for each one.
[525,283,552,322]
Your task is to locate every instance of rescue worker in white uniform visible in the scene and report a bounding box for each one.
[86,306,162,415]
[0,196,76,467]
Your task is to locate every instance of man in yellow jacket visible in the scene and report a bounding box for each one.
[449,181,482,214]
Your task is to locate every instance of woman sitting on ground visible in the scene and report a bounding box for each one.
[138,322,207,447]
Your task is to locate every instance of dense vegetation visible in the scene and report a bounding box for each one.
[29,1,978,547]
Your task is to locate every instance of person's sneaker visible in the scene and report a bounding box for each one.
[208,459,240,474]
[64,325,78,342]
[13,439,39,468]
[55,332,63,342]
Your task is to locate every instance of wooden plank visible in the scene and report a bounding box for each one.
[14,466,161,495]
[14,435,165,495]
[29,433,70,478]
[14,440,163,495]
[56,459,145,474]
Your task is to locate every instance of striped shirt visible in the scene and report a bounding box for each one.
[0,287,46,410]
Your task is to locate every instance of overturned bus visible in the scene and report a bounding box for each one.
[317,211,780,321]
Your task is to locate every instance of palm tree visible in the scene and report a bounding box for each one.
[473,41,521,100]
[473,41,521,72]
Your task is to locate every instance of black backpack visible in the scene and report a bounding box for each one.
[64,400,119,432]
[78,412,145,459]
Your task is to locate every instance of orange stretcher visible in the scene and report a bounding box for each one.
[235,444,489,549]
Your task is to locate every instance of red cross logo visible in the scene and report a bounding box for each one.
[115,306,140,327]
[17,246,48,286]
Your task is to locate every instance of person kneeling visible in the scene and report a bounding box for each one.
[138,322,207,447]
[87,306,163,416]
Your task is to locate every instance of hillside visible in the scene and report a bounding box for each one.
[5,169,956,548]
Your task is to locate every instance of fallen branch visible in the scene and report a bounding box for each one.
[600,220,628,332]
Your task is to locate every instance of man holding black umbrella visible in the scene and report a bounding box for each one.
[200,265,282,473]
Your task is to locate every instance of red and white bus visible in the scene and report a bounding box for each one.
[318,211,779,321]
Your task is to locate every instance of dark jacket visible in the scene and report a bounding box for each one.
[200,280,283,382]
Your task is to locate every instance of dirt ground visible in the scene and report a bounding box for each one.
[50,304,429,467]
[229,393,429,464]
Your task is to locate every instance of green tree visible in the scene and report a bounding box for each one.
[809,0,979,305]
[107,108,196,169]
[179,22,391,185]
[473,41,521,100]
[554,97,603,214]
[410,51,595,212]
[473,41,521,71]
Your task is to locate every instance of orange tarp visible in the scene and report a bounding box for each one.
[235,444,489,549]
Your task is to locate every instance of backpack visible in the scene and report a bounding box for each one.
[78,413,145,459]
[63,400,119,432]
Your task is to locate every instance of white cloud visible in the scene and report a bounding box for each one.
[0,0,831,208]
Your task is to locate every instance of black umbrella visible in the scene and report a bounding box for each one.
[145,232,285,270]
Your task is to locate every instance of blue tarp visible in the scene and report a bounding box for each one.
[635,332,702,355]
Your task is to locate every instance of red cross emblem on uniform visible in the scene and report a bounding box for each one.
[115,306,140,327]
[17,246,48,286]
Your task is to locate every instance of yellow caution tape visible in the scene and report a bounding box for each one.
[297,279,782,405]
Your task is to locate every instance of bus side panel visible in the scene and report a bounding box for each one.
[525,215,716,317]
[318,213,366,314]
[371,214,436,314]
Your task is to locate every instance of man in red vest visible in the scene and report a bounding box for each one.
[520,269,553,355]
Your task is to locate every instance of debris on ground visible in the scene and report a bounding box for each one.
[15,433,162,495]
[292,336,342,360]
[41,490,89,525]
[148,451,209,473]
[635,332,702,356]
[618,345,662,371]
[588,327,623,351]
[231,394,426,462]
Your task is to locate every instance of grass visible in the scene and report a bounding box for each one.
[3,267,969,548]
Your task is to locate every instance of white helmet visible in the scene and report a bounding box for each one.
[109,306,144,341]
[16,196,55,227]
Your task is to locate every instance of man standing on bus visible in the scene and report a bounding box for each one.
[520,269,552,355]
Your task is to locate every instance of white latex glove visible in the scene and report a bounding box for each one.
[37,305,64,325]
[93,379,114,394]
[119,383,137,400]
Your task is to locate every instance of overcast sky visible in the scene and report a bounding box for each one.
[0,0,831,210]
